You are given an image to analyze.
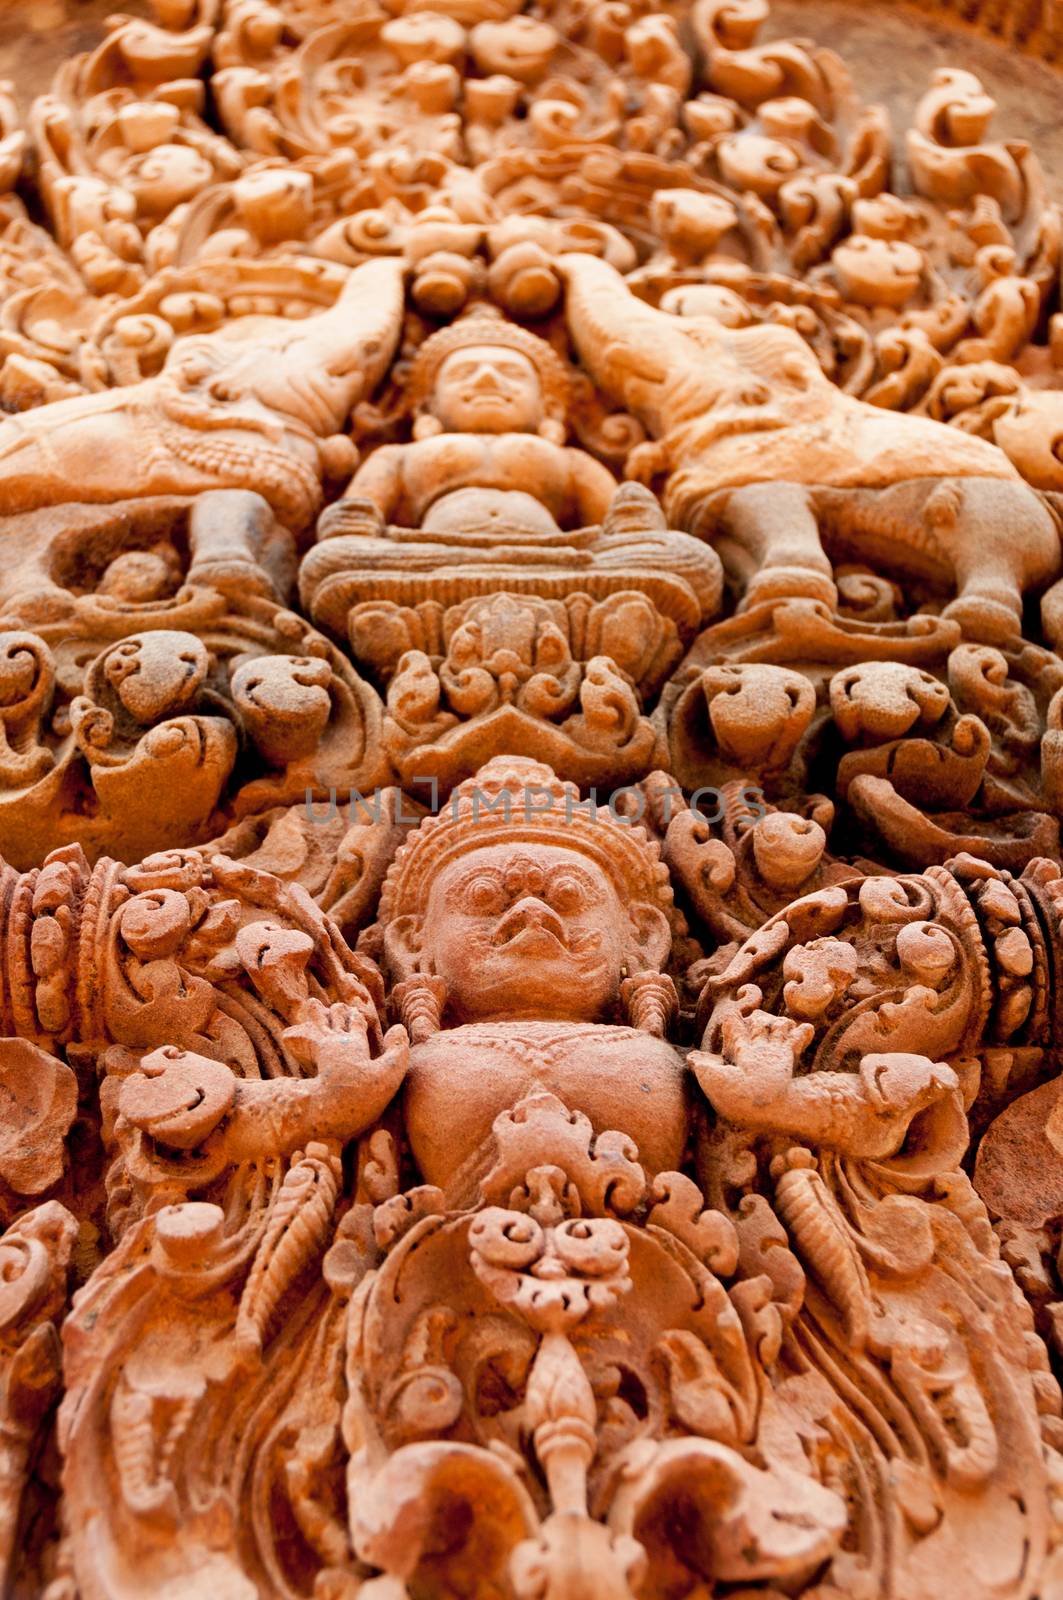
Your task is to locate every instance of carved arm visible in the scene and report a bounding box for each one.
[690,998,961,1160]
[118,1000,409,1165]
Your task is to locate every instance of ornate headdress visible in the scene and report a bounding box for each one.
[405,305,572,422]
[377,756,678,929]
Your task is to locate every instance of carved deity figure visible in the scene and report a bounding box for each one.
[340,306,619,539]
[335,759,853,1596]
[304,302,720,622]
[372,755,686,1194]
[46,759,1053,1600]
[300,313,722,793]
[560,253,1063,646]
[7,0,1063,1594]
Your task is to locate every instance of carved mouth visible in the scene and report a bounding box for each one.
[499,925,568,957]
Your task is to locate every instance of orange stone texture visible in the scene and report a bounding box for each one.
[5,0,1063,1593]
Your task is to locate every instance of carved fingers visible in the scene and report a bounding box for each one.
[691,1000,815,1122]
[283,996,371,1070]
[284,1000,409,1102]
[718,999,815,1078]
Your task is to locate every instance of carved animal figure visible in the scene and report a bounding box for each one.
[560,253,1063,646]
[0,256,404,529]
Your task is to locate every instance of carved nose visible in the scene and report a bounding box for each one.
[497,896,565,943]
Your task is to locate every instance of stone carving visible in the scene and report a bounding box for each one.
[0,255,404,528]
[301,307,720,788]
[0,1200,77,1594]
[0,758,1048,1597]
[562,251,1063,648]
[0,0,1062,1593]
[691,851,1063,1600]
[0,511,389,866]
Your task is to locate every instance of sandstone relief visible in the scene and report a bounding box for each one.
[2,0,1063,1594]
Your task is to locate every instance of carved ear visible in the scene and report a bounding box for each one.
[627,901,671,972]
[413,413,444,439]
[538,416,566,445]
[382,913,426,980]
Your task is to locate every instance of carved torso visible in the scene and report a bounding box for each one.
[405,1020,689,1191]
[372,433,593,528]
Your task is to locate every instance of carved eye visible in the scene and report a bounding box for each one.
[463,873,505,914]
[548,872,586,914]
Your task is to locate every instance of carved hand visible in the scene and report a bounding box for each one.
[119,1002,409,1168]
[697,992,813,1107]
[283,997,373,1075]
[282,997,410,1125]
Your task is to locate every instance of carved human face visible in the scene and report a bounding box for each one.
[418,843,631,1023]
[432,343,544,434]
